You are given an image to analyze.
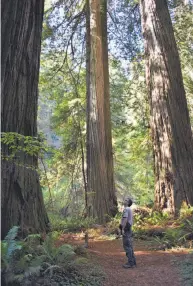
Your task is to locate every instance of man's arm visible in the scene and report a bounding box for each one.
[121,217,128,230]
[120,207,129,234]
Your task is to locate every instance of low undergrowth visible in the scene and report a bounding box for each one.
[48,212,96,233]
[50,205,193,251]
[1,226,104,286]
[106,206,193,250]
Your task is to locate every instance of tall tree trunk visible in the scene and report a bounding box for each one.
[86,0,91,218]
[1,0,49,238]
[140,0,193,214]
[86,0,118,223]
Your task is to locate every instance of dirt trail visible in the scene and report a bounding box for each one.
[88,239,186,286]
[58,235,188,286]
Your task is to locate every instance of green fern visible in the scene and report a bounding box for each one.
[1,241,9,267]
[56,244,75,263]
[1,228,104,286]
[24,266,42,278]
[185,219,193,232]
[2,226,22,264]
[42,234,75,264]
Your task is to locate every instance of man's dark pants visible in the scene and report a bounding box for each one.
[122,230,136,266]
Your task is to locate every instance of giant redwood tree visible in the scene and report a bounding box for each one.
[86,0,118,222]
[1,0,49,238]
[140,0,193,213]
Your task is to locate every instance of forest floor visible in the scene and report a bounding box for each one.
[57,233,190,286]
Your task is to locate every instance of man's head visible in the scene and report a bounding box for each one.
[123,198,133,207]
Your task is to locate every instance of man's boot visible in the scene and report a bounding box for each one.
[122,262,134,269]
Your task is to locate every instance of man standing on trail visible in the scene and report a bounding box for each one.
[119,198,136,268]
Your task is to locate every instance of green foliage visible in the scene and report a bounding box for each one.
[174,4,193,125]
[43,237,75,264]
[153,229,180,249]
[1,132,51,171]
[143,212,169,226]
[1,227,104,286]
[1,226,22,267]
[164,228,183,246]
[129,206,193,249]
[106,212,122,235]
[180,206,193,219]
[1,132,47,157]
[184,219,193,233]
[49,213,96,232]
[39,53,87,214]
[109,57,154,204]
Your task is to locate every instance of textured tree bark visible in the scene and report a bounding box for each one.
[140,0,193,214]
[86,0,118,223]
[1,0,49,238]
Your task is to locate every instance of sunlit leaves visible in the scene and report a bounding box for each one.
[1,132,47,158]
[173,4,193,124]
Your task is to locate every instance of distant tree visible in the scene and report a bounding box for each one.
[140,0,193,214]
[86,0,118,222]
[1,0,49,238]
